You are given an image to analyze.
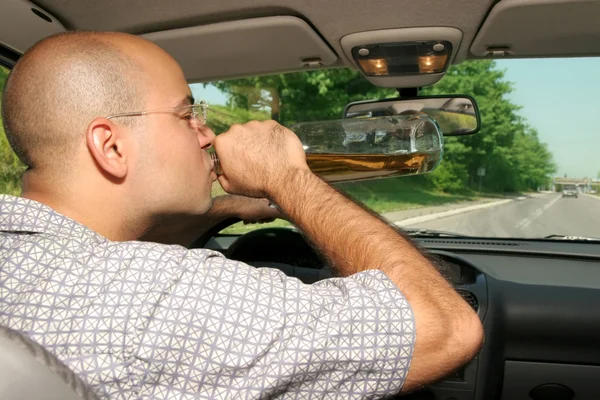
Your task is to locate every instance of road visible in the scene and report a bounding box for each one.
[402,193,600,238]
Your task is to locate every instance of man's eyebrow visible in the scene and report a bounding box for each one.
[177,95,195,107]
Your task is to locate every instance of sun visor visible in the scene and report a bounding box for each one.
[0,0,66,55]
[471,0,600,57]
[143,16,338,82]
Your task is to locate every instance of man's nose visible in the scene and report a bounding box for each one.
[197,125,216,149]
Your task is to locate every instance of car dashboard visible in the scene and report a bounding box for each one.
[205,230,600,400]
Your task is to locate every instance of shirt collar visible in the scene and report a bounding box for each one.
[0,194,102,242]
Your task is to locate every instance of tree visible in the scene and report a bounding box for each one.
[0,66,25,196]
[422,60,556,192]
[211,69,396,126]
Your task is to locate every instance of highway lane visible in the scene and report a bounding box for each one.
[402,193,600,238]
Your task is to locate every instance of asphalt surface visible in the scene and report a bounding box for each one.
[401,193,600,238]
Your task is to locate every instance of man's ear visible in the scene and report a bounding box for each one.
[86,117,128,179]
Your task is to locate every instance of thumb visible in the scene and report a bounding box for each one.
[217,176,233,193]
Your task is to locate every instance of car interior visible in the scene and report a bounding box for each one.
[2,0,600,399]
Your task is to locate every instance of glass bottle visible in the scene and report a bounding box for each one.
[210,114,443,183]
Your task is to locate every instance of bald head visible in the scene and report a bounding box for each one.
[2,31,148,170]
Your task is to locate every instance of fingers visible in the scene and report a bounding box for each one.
[217,176,233,194]
[243,218,277,225]
[213,120,310,199]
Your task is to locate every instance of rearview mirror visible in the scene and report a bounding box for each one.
[343,95,480,136]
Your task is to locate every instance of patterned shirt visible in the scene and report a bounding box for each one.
[0,195,415,399]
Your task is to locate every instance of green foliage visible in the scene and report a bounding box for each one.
[422,60,556,192]
[211,68,396,125]
[428,159,469,193]
[208,105,271,135]
[0,66,25,196]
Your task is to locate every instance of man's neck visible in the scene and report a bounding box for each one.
[21,174,151,242]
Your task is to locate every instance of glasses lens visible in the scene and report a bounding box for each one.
[186,104,206,130]
[198,102,208,124]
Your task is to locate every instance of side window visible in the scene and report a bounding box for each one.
[0,65,25,196]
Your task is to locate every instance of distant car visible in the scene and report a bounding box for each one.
[562,185,578,198]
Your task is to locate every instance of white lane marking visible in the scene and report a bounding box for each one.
[515,194,561,229]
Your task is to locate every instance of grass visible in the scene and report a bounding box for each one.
[212,176,484,234]
[337,177,480,214]
[221,219,292,235]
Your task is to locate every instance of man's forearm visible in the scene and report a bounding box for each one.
[271,170,439,283]
[270,169,483,390]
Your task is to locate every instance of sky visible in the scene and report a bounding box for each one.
[192,58,600,180]
[496,58,600,180]
[190,83,227,106]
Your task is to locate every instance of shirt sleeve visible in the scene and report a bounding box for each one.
[131,251,415,399]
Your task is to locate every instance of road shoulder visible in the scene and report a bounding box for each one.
[383,196,520,226]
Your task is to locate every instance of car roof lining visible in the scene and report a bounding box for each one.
[31,0,492,63]
[141,16,339,83]
[20,0,495,83]
[2,0,600,85]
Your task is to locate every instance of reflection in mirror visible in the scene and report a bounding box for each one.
[344,96,480,136]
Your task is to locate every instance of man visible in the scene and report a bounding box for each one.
[0,31,483,399]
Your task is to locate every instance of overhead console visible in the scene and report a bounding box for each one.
[142,16,338,82]
[339,27,463,88]
[471,0,600,57]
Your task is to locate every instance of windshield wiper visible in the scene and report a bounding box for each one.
[544,234,600,242]
[402,228,472,238]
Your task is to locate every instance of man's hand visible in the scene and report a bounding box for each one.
[140,194,283,246]
[214,120,309,198]
[217,195,282,224]
[235,197,281,225]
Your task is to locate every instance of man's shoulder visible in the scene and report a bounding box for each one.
[69,235,229,275]
[107,239,226,266]
[2,223,227,287]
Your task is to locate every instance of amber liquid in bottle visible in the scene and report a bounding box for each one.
[305,152,442,183]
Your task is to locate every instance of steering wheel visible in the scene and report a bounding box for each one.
[189,218,331,283]
[189,217,242,251]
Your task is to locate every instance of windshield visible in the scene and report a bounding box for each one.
[190,59,600,238]
[1,60,599,239]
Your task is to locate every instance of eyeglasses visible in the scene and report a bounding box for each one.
[106,100,208,129]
